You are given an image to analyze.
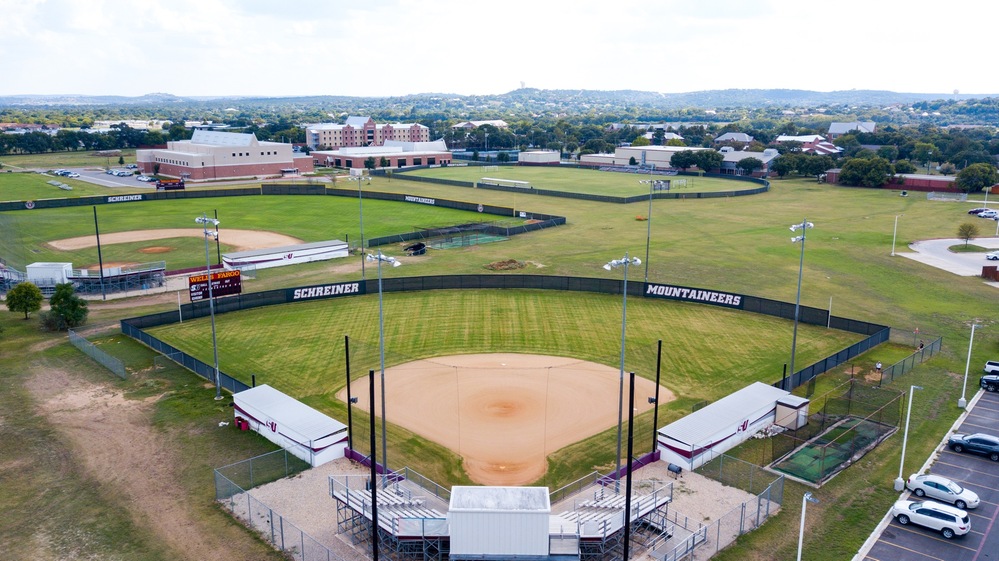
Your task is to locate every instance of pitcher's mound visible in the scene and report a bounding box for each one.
[339,353,674,486]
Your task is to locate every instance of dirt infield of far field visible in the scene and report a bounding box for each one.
[338,353,674,486]
[48,228,304,252]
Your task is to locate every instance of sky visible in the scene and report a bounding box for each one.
[2,0,995,98]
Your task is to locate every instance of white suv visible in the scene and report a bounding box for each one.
[986,361,999,375]
[890,500,970,538]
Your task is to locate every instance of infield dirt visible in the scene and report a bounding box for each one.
[338,353,674,486]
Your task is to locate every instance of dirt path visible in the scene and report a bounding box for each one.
[49,228,304,252]
[24,369,264,561]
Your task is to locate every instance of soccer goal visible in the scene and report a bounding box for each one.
[478,177,532,189]
[482,165,499,171]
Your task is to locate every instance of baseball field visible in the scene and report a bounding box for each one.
[2,162,996,561]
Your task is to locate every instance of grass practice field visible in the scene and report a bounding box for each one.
[3,153,999,561]
[403,164,757,196]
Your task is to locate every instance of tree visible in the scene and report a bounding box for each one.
[379,157,390,168]
[631,136,651,147]
[669,150,698,171]
[955,163,999,193]
[153,163,160,175]
[497,152,510,163]
[958,222,980,247]
[876,145,899,161]
[693,150,724,173]
[893,160,917,174]
[913,142,936,167]
[629,156,638,166]
[939,162,957,175]
[838,157,894,187]
[771,154,798,178]
[736,157,764,175]
[118,155,125,166]
[42,283,88,331]
[799,155,834,178]
[364,157,376,171]
[5,282,43,319]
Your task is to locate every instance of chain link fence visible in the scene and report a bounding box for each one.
[215,450,347,561]
[686,453,785,560]
[68,329,126,379]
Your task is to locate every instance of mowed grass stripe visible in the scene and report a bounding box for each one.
[148,288,861,485]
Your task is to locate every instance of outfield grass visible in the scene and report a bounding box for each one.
[402,164,758,196]
[3,162,999,561]
[146,289,862,486]
[0,194,500,270]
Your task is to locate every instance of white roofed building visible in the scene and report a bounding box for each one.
[135,130,313,180]
[451,120,509,129]
[312,139,452,169]
[305,116,430,150]
[828,121,876,138]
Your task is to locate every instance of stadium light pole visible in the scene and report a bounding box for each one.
[894,384,924,491]
[958,324,979,409]
[195,213,223,400]
[349,175,367,281]
[639,164,656,282]
[797,492,819,561]
[603,252,641,492]
[891,215,900,256]
[788,219,814,381]
[367,250,401,480]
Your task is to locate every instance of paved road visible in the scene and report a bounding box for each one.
[901,238,999,277]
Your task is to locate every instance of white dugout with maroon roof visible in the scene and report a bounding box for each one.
[233,384,348,467]
[657,382,790,470]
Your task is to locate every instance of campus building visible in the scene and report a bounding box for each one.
[305,116,430,150]
[579,145,709,169]
[311,139,452,170]
[135,130,313,181]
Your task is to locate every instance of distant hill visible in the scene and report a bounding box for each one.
[0,88,989,109]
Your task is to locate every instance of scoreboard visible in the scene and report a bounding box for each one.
[188,270,242,301]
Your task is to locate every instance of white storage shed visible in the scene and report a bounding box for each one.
[775,395,810,430]
[448,486,550,559]
[657,382,790,470]
[26,262,72,287]
[233,384,348,467]
[222,240,348,270]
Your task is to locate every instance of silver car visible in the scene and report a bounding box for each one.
[906,473,979,509]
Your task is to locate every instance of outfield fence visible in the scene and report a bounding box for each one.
[68,329,127,379]
[120,275,890,399]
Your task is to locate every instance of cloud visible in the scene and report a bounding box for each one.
[0,0,995,97]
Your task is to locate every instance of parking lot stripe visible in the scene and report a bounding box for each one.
[888,524,979,550]
[878,538,962,559]
[970,493,999,561]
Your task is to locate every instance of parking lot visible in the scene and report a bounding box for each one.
[859,388,999,561]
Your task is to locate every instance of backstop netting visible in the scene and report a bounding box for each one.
[757,379,903,485]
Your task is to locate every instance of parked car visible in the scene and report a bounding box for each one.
[948,433,999,461]
[968,208,990,215]
[906,473,980,509]
[987,251,999,261]
[136,175,155,182]
[979,210,999,219]
[125,163,138,169]
[66,172,79,178]
[981,374,999,392]
[986,360,999,374]
[890,500,970,538]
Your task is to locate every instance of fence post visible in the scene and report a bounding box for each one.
[270,506,276,545]
[740,502,746,535]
